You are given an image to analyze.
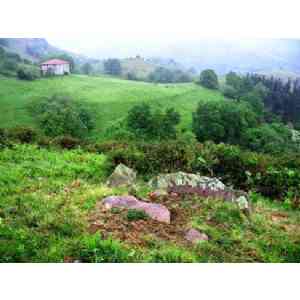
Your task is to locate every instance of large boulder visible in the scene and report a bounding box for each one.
[102,195,170,223]
[107,164,136,188]
[149,171,225,192]
[148,172,251,214]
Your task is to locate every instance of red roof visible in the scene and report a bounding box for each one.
[40,59,70,65]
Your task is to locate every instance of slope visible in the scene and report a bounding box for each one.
[0,74,227,139]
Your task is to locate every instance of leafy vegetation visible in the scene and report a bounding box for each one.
[1,66,300,263]
[148,67,192,83]
[28,94,95,138]
[0,143,299,262]
[0,75,226,139]
[192,100,258,145]
[127,103,180,140]
[198,69,219,89]
[104,59,122,76]
[17,64,40,80]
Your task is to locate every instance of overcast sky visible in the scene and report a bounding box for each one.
[1,0,300,57]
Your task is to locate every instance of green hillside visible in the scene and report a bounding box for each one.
[0,74,227,140]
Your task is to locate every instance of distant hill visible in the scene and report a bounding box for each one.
[0,38,91,67]
[2,38,300,79]
[85,38,300,77]
[157,39,300,76]
[0,38,60,61]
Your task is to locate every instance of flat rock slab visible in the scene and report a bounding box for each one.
[102,195,171,223]
[185,228,208,244]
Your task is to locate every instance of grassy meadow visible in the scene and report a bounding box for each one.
[0,74,227,140]
[1,74,300,263]
[1,144,299,262]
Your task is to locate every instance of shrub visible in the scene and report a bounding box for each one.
[0,128,11,150]
[148,67,191,83]
[77,234,137,263]
[198,69,219,89]
[221,84,239,99]
[104,59,122,76]
[147,246,196,263]
[127,103,180,140]
[28,94,95,138]
[192,100,258,145]
[126,209,149,221]
[17,64,40,80]
[242,123,296,154]
[7,126,38,143]
[52,135,82,150]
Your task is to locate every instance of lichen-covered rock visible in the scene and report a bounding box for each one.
[185,228,208,244]
[148,172,251,214]
[149,172,225,192]
[102,195,170,223]
[107,164,136,187]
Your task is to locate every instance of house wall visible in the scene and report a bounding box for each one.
[41,64,70,75]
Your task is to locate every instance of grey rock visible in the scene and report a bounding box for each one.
[149,171,225,191]
[107,164,136,187]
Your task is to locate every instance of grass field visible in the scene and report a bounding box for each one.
[1,144,299,262]
[0,74,227,140]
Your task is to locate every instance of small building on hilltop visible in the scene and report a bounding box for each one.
[40,59,70,76]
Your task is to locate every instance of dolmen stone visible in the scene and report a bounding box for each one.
[102,195,170,223]
[149,171,226,192]
[149,172,251,214]
[107,164,136,188]
[185,228,208,244]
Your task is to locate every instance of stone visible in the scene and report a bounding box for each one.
[107,164,136,187]
[185,228,208,244]
[235,195,249,210]
[102,195,170,223]
[149,172,251,214]
[149,172,226,192]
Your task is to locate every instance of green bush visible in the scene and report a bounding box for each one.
[192,100,258,145]
[0,128,12,149]
[198,69,219,89]
[7,126,38,143]
[17,64,40,80]
[147,246,196,263]
[52,135,82,150]
[107,140,195,177]
[76,234,137,263]
[28,94,95,138]
[126,209,149,221]
[242,123,296,154]
[127,103,180,140]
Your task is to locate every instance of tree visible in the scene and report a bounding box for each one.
[192,100,258,145]
[148,67,192,83]
[240,90,264,120]
[199,69,219,89]
[127,103,153,137]
[17,64,40,80]
[81,63,93,75]
[30,95,95,138]
[104,59,122,76]
[127,103,181,139]
[243,123,295,154]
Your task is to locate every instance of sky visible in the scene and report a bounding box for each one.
[1,0,300,57]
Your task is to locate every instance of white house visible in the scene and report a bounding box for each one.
[40,59,70,76]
